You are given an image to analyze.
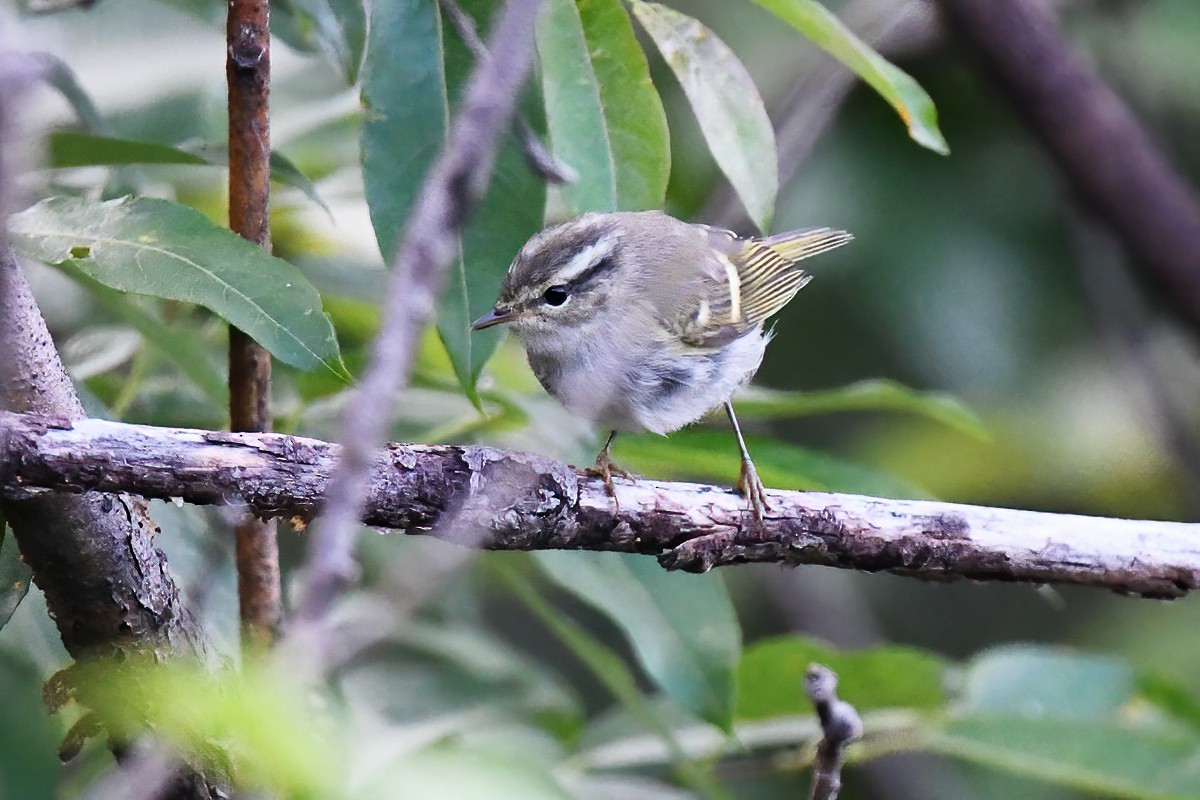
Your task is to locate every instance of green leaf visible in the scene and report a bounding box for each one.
[438,0,546,400]
[747,0,949,154]
[57,262,229,405]
[267,151,333,216]
[370,748,571,800]
[614,428,928,498]
[536,0,670,214]
[45,133,331,215]
[48,131,208,167]
[631,1,776,232]
[1139,672,1200,733]
[928,716,1200,799]
[77,657,342,797]
[361,0,447,264]
[9,196,345,377]
[960,646,1134,720]
[493,560,720,795]
[284,0,367,84]
[737,636,946,721]
[0,513,33,632]
[534,551,740,730]
[922,647,1200,798]
[735,379,987,439]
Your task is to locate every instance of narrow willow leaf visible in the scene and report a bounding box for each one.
[615,428,928,498]
[46,132,331,215]
[537,0,670,214]
[735,379,987,439]
[749,0,949,154]
[9,196,345,377]
[535,551,740,731]
[360,0,447,263]
[48,132,207,167]
[437,0,546,400]
[494,561,720,794]
[537,0,615,213]
[631,1,776,232]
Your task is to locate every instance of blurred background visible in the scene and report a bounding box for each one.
[3,0,1200,797]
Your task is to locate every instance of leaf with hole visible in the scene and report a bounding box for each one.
[9,196,346,378]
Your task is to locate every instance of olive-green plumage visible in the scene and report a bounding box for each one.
[472,211,852,522]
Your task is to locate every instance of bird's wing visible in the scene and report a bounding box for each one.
[669,226,853,348]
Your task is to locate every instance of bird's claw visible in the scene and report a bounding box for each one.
[737,457,769,535]
[586,451,637,512]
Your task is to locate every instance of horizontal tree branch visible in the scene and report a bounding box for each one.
[1,410,1197,599]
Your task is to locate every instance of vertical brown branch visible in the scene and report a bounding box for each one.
[227,0,281,648]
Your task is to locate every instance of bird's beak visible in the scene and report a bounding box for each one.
[471,306,518,331]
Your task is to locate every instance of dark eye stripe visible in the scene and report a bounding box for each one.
[562,255,616,291]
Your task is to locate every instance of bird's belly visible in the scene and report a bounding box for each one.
[527,331,767,435]
[527,344,644,431]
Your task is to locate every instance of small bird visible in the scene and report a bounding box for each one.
[472,211,852,523]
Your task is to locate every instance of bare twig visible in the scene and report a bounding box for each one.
[291,0,544,635]
[226,0,281,649]
[3,411,1199,599]
[805,665,862,800]
[439,0,576,184]
[936,0,1200,326]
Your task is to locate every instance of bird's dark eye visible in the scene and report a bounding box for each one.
[542,285,569,306]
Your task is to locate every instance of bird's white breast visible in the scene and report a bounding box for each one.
[519,320,767,435]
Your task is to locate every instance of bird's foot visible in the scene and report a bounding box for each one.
[586,450,637,512]
[737,457,769,536]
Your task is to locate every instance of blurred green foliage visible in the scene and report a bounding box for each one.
[3,0,1200,797]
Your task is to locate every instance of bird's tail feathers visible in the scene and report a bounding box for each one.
[759,228,853,263]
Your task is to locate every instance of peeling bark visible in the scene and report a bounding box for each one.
[3,410,1197,599]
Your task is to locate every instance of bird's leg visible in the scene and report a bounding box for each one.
[586,430,635,503]
[725,401,768,529]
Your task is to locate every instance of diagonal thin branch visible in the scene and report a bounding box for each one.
[2,411,1198,599]
[291,0,545,636]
